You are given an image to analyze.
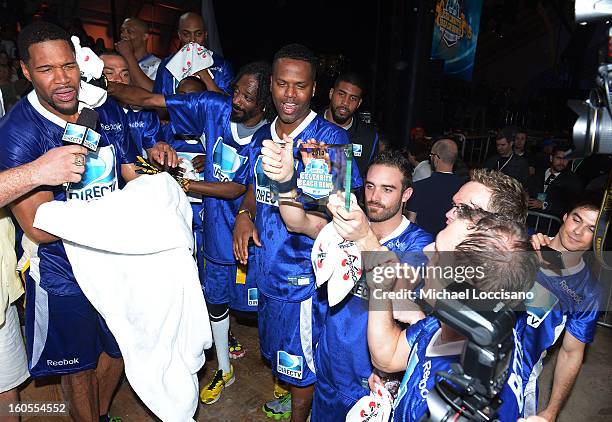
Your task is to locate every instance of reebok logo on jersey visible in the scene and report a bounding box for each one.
[129,121,145,129]
[47,358,79,366]
[418,360,432,398]
[100,122,123,132]
[559,279,584,304]
[277,351,303,379]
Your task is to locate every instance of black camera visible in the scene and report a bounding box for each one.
[417,283,516,422]
[569,0,612,158]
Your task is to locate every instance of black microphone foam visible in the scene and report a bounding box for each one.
[77,107,99,130]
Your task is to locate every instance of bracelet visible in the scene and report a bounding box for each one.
[273,172,298,193]
[278,190,298,201]
[237,209,253,220]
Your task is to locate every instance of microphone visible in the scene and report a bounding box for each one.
[61,107,101,152]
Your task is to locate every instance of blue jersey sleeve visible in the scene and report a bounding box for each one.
[566,307,599,344]
[165,92,227,138]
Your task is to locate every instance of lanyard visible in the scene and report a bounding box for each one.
[498,154,514,172]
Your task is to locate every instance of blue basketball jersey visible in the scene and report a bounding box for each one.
[124,107,160,156]
[153,52,234,95]
[234,111,363,302]
[521,260,601,416]
[165,92,253,264]
[0,91,134,296]
[315,218,433,405]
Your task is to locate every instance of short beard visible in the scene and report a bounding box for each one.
[45,97,78,116]
[230,110,247,123]
[366,201,402,223]
[330,107,351,126]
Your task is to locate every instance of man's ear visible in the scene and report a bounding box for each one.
[312,80,316,97]
[402,187,413,203]
[357,98,363,109]
[328,87,334,101]
[20,60,31,83]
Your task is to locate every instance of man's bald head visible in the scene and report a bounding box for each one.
[177,12,207,46]
[123,17,148,33]
[431,139,458,165]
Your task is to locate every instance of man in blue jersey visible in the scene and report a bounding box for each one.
[365,208,537,421]
[232,44,362,421]
[100,51,162,158]
[523,199,602,421]
[115,17,161,91]
[153,12,233,95]
[109,60,273,404]
[260,148,432,420]
[0,22,149,421]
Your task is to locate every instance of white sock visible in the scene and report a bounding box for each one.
[211,316,231,374]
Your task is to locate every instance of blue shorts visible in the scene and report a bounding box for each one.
[312,374,360,422]
[24,272,121,378]
[258,290,326,387]
[203,259,258,312]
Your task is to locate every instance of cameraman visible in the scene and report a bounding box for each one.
[365,207,537,421]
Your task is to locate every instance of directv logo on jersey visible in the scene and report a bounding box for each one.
[525,282,559,328]
[68,145,118,201]
[212,137,247,182]
[277,350,303,379]
[248,288,258,307]
[255,156,278,206]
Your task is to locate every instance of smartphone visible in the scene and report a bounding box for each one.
[540,245,564,269]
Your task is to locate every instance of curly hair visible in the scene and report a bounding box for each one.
[471,168,528,223]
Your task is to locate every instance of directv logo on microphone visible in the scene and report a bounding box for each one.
[62,123,88,145]
[83,128,101,151]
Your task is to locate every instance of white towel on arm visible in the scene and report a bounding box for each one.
[33,173,212,422]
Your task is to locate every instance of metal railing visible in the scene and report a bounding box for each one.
[527,211,562,236]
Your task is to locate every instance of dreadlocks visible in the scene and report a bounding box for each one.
[232,61,275,122]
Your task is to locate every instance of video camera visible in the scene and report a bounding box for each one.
[416,282,516,422]
[569,0,612,157]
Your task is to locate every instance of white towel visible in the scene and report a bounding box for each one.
[346,383,393,422]
[311,194,363,306]
[70,36,107,108]
[166,42,214,82]
[33,173,212,422]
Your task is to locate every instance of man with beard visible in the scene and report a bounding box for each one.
[153,12,233,95]
[232,44,361,421]
[259,148,432,420]
[322,72,378,176]
[109,60,274,404]
[115,17,161,91]
[0,22,144,422]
